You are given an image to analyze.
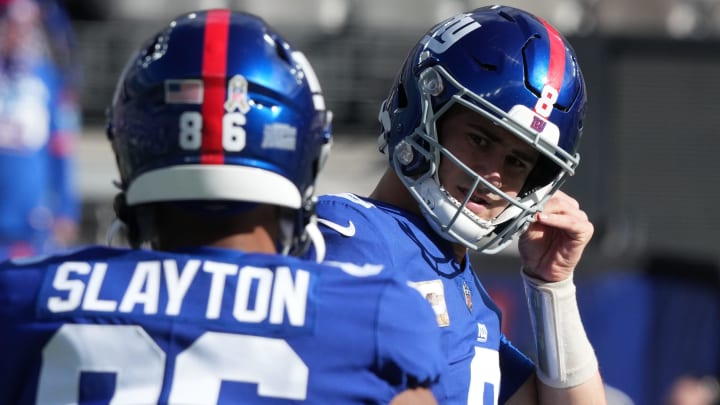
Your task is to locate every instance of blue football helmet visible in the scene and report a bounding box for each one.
[107,9,332,258]
[378,5,586,253]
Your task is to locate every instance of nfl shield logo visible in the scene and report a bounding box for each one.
[463,281,473,312]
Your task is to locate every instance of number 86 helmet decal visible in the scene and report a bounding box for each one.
[107,10,332,258]
[378,5,587,253]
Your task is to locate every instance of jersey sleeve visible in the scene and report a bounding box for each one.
[313,194,397,269]
[498,333,536,403]
[375,277,444,390]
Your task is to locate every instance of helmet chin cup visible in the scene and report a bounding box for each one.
[407,175,556,254]
[414,177,495,245]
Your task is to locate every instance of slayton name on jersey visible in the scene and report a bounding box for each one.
[40,259,312,329]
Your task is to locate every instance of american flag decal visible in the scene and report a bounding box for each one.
[164,80,204,104]
[531,115,547,132]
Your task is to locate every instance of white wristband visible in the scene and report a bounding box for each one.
[521,270,599,388]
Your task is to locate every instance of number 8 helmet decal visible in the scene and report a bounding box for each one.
[107,10,332,258]
[378,5,587,253]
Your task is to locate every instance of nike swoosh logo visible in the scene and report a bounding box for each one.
[317,218,356,237]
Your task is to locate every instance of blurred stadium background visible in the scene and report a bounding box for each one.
[59,0,720,403]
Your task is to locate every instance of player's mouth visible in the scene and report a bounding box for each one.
[457,185,497,211]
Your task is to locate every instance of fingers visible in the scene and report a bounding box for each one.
[520,192,594,282]
[540,190,579,214]
[534,191,594,242]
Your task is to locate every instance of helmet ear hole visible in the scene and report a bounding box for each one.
[399,155,431,177]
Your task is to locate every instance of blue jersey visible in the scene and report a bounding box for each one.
[0,245,444,404]
[310,193,536,404]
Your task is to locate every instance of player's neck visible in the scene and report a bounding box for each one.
[372,169,469,265]
[369,168,421,216]
[452,244,468,266]
[153,204,280,254]
[202,230,277,253]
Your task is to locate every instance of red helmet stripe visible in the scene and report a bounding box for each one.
[539,17,566,93]
[200,9,231,164]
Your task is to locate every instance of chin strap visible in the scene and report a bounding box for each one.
[105,217,126,247]
[305,217,325,263]
[278,208,326,263]
[522,270,599,388]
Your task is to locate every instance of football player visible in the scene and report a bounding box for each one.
[308,5,606,404]
[0,10,444,404]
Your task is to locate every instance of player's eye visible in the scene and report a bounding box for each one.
[468,133,490,148]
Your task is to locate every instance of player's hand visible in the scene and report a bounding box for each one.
[518,190,593,282]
